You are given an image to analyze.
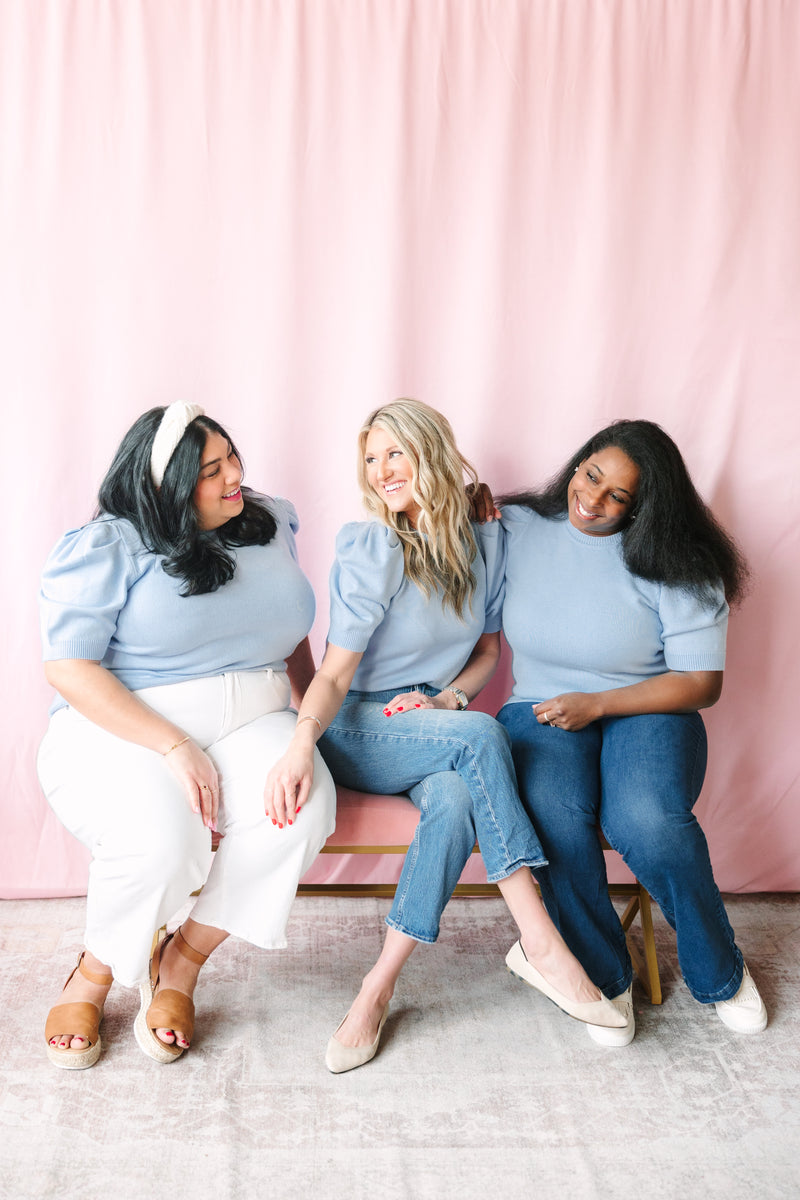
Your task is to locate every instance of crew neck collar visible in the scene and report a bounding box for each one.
[561,514,625,548]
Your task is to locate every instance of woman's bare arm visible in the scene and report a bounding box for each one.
[44,659,220,827]
[264,643,363,825]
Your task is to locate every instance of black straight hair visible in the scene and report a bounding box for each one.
[96,407,277,595]
[499,419,749,605]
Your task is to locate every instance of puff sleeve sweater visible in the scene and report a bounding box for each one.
[327,519,503,692]
[40,496,315,708]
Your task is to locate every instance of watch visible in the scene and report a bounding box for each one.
[444,686,469,710]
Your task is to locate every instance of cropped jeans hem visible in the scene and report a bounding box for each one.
[384,916,438,945]
[488,856,547,884]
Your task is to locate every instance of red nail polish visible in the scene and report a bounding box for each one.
[288,819,293,825]
[383,708,390,715]
[415,703,421,708]
[278,822,283,829]
[398,706,403,711]
[272,818,277,825]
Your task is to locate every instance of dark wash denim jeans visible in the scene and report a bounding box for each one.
[497,703,744,1002]
[319,685,547,943]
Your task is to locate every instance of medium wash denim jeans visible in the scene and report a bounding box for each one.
[319,686,547,943]
[497,703,744,1004]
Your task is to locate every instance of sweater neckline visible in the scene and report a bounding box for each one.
[560,514,625,549]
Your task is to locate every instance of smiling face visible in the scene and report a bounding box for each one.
[364,425,422,527]
[567,445,639,536]
[192,430,244,530]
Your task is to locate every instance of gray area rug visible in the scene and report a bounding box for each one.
[2,893,798,1200]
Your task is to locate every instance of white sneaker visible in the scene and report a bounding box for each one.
[586,985,635,1046]
[715,964,767,1033]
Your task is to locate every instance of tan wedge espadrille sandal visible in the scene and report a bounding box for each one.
[134,926,208,1064]
[45,953,113,1070]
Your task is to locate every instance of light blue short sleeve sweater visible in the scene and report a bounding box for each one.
[499,505,728,703]
[327,519,503,692]
[40,496,315,708]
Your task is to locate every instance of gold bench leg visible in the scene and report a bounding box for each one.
[635,887,662,1004]
[618,885,662,1005]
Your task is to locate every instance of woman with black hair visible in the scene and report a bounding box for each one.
[38,403,336,1068]
[496,419,766,1045]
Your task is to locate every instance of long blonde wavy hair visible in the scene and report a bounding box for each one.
[357,399,479,617]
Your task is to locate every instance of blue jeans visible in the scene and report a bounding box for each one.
[319,686,547,943]
[497,703,744,1003]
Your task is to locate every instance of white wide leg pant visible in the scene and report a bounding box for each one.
[37,671,336,986]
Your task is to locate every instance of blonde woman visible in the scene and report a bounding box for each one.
[267,399,624,1073]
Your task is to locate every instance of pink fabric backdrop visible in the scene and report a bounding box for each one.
[2,0,798,897]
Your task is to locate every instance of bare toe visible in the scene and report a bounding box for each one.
[51,1032,87,1049]
[156,1026,191,1049]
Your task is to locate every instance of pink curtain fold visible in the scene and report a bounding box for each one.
[1,0,798,897]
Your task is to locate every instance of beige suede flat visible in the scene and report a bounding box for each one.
[506,940,627,1028]
[325,1004,390,1074]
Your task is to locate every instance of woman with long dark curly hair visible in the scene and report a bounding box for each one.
[38,403,335,1068]
[496,418,765,1045]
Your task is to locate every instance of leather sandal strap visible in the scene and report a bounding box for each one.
[147,988,195,1043]
[174,926,209,966]
[77,953,113,988]
[45,1000,101,1046]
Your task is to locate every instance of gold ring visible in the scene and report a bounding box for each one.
[543,712,550,723]
[201,784,211,791]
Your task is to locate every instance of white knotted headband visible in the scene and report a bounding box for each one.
[150,402,205,487]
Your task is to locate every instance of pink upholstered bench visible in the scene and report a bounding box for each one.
[297,785,662,1003]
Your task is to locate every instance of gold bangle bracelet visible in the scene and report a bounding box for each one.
[297,715,322,732]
